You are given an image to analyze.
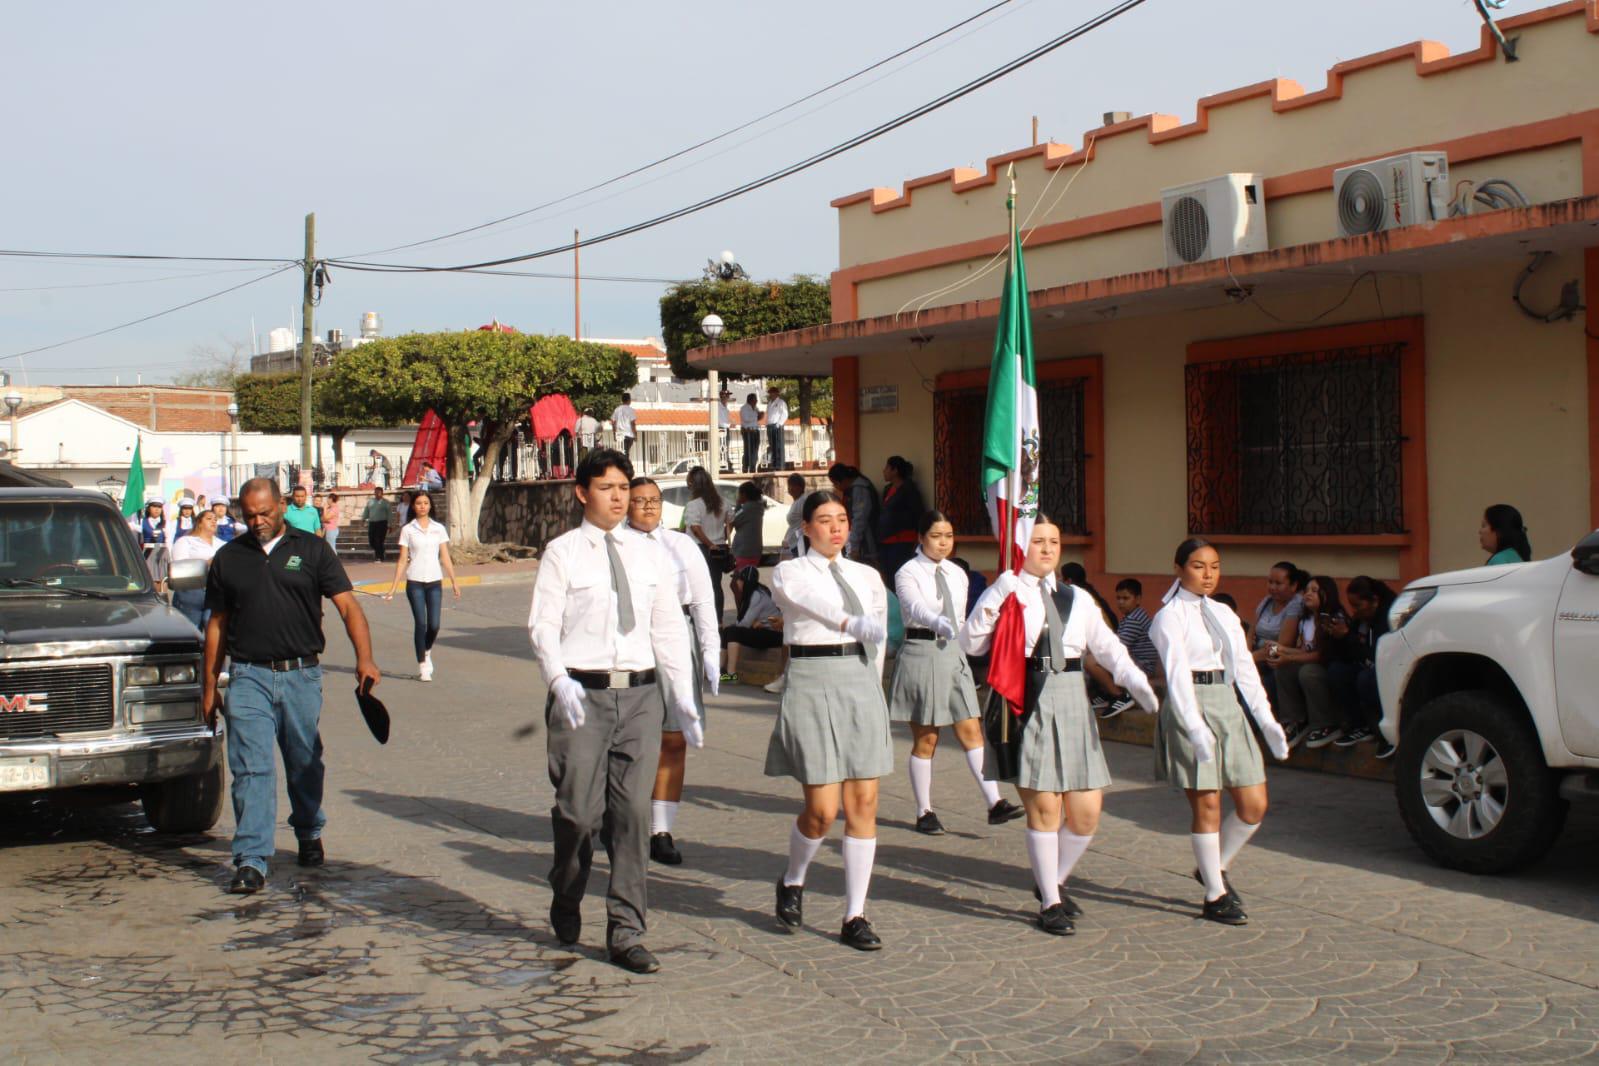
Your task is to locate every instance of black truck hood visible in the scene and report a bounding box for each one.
[0,595,201,658]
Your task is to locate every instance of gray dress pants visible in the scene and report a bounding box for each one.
[546,683,664,951]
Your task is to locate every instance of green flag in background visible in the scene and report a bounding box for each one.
[121,437,145,518]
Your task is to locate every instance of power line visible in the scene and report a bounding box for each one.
[328,0,1152,276]
[0,249,292,266]
[0,266,271,293]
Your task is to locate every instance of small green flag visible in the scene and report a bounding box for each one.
[121,437,146,519]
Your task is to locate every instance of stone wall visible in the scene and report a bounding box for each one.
[478,480,582,549]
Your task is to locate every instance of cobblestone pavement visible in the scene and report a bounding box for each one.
[3,583,1597,1064]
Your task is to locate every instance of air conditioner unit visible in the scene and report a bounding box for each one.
[1160,173,1267,267]
[1333,151,1449,237]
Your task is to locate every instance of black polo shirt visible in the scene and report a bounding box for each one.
[204,525,353,662]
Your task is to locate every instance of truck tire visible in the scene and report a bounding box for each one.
[141,760,226,835]
[1395,689,1566,874]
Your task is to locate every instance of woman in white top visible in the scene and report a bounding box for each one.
[682,466,730,621]
[961,514,1158,936]
[891,509,1024,835]
[767,490,891,952]
[1149,537,1289,927]
[170,510,222,630]
[383,491,460,682]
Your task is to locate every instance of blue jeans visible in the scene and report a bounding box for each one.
[767,423,785,470]
[223,662,326,873]
[406,580,442,661]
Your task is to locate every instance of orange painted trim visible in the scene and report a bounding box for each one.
[832,356,859,467]
[829,273,857,325]
[1587,122,1599,526]
[1200,534,1412,548]
[1188,317,1429,583]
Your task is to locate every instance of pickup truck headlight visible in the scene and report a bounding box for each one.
[1389,587,1437,631]
[125,665,162,687]
[162,664,197,684]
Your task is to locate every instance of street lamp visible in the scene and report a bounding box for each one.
[700,314,726,478]
[4,390,22,459]
[226,401,240,495]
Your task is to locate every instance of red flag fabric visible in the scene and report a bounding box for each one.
[529,393,578,444]
[402,410,449,486]
[986,592,1029,711]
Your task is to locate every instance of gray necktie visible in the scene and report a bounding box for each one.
[606,532,635,635]
[1199,598,1230,684]
[934,566,957,627]
[1040,581,1066,672]
[829,561,870,660]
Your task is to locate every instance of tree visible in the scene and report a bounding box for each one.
[234,372,364,475]
[171,337,250,389]
[322,331,636,545]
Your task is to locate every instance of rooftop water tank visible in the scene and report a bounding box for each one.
[360,311,383,338]
[267,327,295,353]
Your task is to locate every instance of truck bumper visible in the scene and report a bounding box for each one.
[0,722,223,794]
[1376,631,1417,747]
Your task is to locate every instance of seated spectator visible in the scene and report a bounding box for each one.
[1480,503,1533,565]
[731,480,764,570]
[1250,561,1307,710]
[419,461,445,490]
[1096,577,1163,720]
[720,566,784,688]
[1327,576,1397,759]
[1269,575,1353,749]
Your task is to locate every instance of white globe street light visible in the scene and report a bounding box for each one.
[700,313,725,340]
[4,390,23,458]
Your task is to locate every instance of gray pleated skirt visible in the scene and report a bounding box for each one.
[888,637,980,726]
[986,671,1111,793]
[1154,681,1266,790]
[658,617,706,733]
[764,653,893,785]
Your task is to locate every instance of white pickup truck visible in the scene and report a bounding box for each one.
[1376,529,1599,872]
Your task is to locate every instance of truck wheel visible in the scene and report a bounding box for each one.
[1395,690,1566,874]
[141,760,225,835]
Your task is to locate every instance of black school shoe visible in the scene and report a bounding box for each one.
[551,902,582,946]
[987,799,1025,824]
[650,832,683,865]
[609,944,661,974]
[1030,883,1084,918]
[1038,903,1076,936]
[775,879,804,931]
[1201,894,1249,926]
[297,838,324,867]
[914,811,946,836]
[840,915,883,951]
[228,865,265,895]
[1193,868,1242,908]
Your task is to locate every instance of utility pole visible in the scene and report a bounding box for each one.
[573,229,581,340]
[299,212,316,480]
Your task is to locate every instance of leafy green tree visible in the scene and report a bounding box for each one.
[322,331,635,544]
[234,371,364,473]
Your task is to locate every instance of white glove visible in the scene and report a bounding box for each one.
[551,676,586,729]
[702,653,721,696]
[1259,719,1290,761]
[844,614,887,646]
[675,699,705,748]
[989,570,1021,599]
[932,616,958,641]
[1188,725,1217,765]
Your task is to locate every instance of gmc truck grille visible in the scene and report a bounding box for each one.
[0,664,115,740]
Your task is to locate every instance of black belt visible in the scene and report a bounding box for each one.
[904,628,942,641]
[567,668,657,690]
[235,655,319,672]
[1192,670,1227,685]
[789,643,865,658]
[1026,656,1083,673]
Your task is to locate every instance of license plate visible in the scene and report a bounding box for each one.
[0,756,53,791]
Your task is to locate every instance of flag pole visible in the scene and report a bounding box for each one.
[1002,164,1019,576]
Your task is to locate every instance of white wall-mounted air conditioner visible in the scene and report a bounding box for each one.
[1160,173,1267,268]
[1333,151,1449,237]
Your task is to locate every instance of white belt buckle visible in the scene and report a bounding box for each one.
[608,670,631,689]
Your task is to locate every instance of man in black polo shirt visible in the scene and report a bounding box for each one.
[202,477,380,894]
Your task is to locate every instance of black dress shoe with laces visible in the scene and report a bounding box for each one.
[840,915,882,951]
[609,945,661,974]
[297,838,324,867]
[1030,883,1084,917]
[650,832,683,865]
[987,799,1025,824]
[551,903,582,946]
[1201,894,1249,926]
[1193,868,1241,907]
[914,810,946,836]
[229,866,265,895]
[1038,903,1075,936]
[775,879,804,931]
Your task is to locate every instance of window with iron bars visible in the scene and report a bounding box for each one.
[933,378,1087,537]
[1186,343,1405,536]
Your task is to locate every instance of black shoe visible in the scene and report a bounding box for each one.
[609,944,661,974]
[914,810,946,836]
[1059,891,1083,918]
[1305,726,1342,749]
[987,799,1025,825]
[551,903,581,946]
[297,838,324,867]
[1101,696,1136,719]
[1283,721,1310,750]
[1375,739,1396,760]
[840,915,882,951]
[1201,894,1249,925]
[1335,726,1375,747]
[1038,903,1076,935]
[1193,868,1241,907]
[228,866,265,895]
[650,832,683,865]
[775,879,804,931]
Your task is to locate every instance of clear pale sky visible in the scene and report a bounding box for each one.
[1,0,1503,385]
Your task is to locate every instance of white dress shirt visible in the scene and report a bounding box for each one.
[771,550,887,676]
[961,571,1158,709]
[528,520,692,693]
[1150,586,1274,740]
[683,497,728,546]
[611,404,637,438]
[894,551,967,630]
[628,523,720,656]
[716,401,730,428]
[766,396,789,427]
[171,533,221,563]
[399,519,450,583]
[739,402,760,428]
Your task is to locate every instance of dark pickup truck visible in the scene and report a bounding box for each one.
[0,487,224,832]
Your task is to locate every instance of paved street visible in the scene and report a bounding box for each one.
[3,580,1598,1064]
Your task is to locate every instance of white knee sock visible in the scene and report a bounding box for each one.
[841,835,876,920]
[784,823,824,887]
[650,800,678,836]
[965,746,1002,806]
[1056,829,1092,887]
[1219,811,1261,869]
[1026,829,1061,907]
[1191,832,1226,902]
[908,754,934,816]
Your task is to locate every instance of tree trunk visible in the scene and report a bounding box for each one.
[798,378,814,466]
[445,430,476,546]
[330,430,345,483]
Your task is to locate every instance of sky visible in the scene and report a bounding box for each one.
[0,0,1508,385]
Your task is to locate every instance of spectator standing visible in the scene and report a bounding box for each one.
[783,472,807,559]
[368,450,391,490]
[322,493,342,554]
[202,477,379,894]
[171,510,222,630]
[1250,562,1305,710]
[1481,503,1533,565]
[611,394,638,461]
[284,485,323,536]
[682,466,730,620]
[362,487,393,563]
[731,481,765,570]
[576,409,600,460]
[765,386,789,471]
[1270,575,1351,749]
[1328,576,1396,757]
[739,393,761,473]
[828,463,880,565]
[383,490,460,682]
[876,456,924,583]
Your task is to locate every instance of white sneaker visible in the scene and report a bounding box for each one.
[764,677,786,694]
[424,650,433,670]
[419,660,433,682]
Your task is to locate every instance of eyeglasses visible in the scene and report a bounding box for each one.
[629,498,662,509]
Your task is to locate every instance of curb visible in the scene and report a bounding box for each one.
[352,567,538,595]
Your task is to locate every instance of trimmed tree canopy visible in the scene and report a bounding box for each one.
[234,372,360,435]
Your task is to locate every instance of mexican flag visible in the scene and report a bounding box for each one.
[121,437,146,519]
[981,182,1040,710]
